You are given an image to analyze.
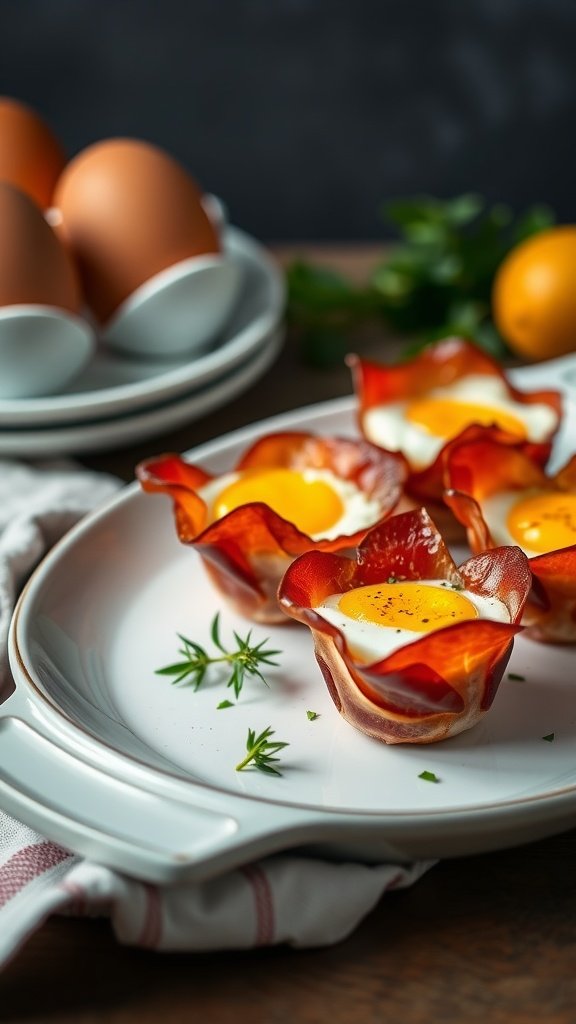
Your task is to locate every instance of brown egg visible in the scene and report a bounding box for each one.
[0,181,81,312]
[0,96,67,209]
[52,137,221,323]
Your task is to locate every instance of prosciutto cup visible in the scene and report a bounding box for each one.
[136,431,407,624]
[348,336,562,507]
[444,437,576,644]
[278,508,531,744]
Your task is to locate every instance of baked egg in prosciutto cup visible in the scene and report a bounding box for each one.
[136,432,408,624]
[348,337,562,506]
[444,437,576,644]
[277,508,531,744]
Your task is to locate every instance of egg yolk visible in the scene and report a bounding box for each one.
[507,492,576,553]
[406,398,526,440]
[213,468,344,535]
[338,582,479,632]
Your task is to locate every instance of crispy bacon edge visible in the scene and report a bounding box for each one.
[136,432,408,624]
[444,440,576,643]
[347,337,562,501]
[278,507,531,744]
[525,546,576,644]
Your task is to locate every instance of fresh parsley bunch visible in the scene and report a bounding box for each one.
[286,194,554,366]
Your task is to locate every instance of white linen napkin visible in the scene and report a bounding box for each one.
[0,459,433,968]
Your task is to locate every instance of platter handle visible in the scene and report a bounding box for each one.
[0,709,323,884]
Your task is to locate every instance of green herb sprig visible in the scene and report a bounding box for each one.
[235,726,289,776]
[156,614,281,700]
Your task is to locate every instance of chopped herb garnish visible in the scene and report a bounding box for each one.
[542,733,555,742]
[155,613,281,698]
[217,700,234,710]
[507,672,526,682]
[235,726,289,776]
[306,710,320,721]
[418,770,440,783]
[387,576,397,584]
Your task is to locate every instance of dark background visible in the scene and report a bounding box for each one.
[3,0,575,242]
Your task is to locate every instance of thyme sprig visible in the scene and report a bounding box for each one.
[235,726,289,776]
[156,614,281,699]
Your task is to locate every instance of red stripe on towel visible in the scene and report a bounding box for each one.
[138,882,162,948]
[242,863,275,946]
[0,842,72,908]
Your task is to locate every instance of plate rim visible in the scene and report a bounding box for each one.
[0,326,284,456]
[9,615,576,826]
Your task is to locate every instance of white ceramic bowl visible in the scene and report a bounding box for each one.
[0,305,95,399]
[100,192,243,360]
[100,251,243,360]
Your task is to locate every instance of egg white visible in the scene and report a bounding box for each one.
[197,467,384,540]
[362,374,558,469]
[315,579,511,663]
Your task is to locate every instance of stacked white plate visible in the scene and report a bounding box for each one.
[0,225,285,456]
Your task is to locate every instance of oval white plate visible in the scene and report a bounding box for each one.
[3,357,576,883]
[0,226,284,427]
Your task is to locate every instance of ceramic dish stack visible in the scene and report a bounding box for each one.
[0,225,285,456]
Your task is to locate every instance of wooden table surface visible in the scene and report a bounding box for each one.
[2,247,576,1023]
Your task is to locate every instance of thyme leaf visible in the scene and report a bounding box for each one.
[156,613,281,698]
[235,726,289,776]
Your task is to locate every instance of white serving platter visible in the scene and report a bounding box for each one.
[2,354,576,884]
